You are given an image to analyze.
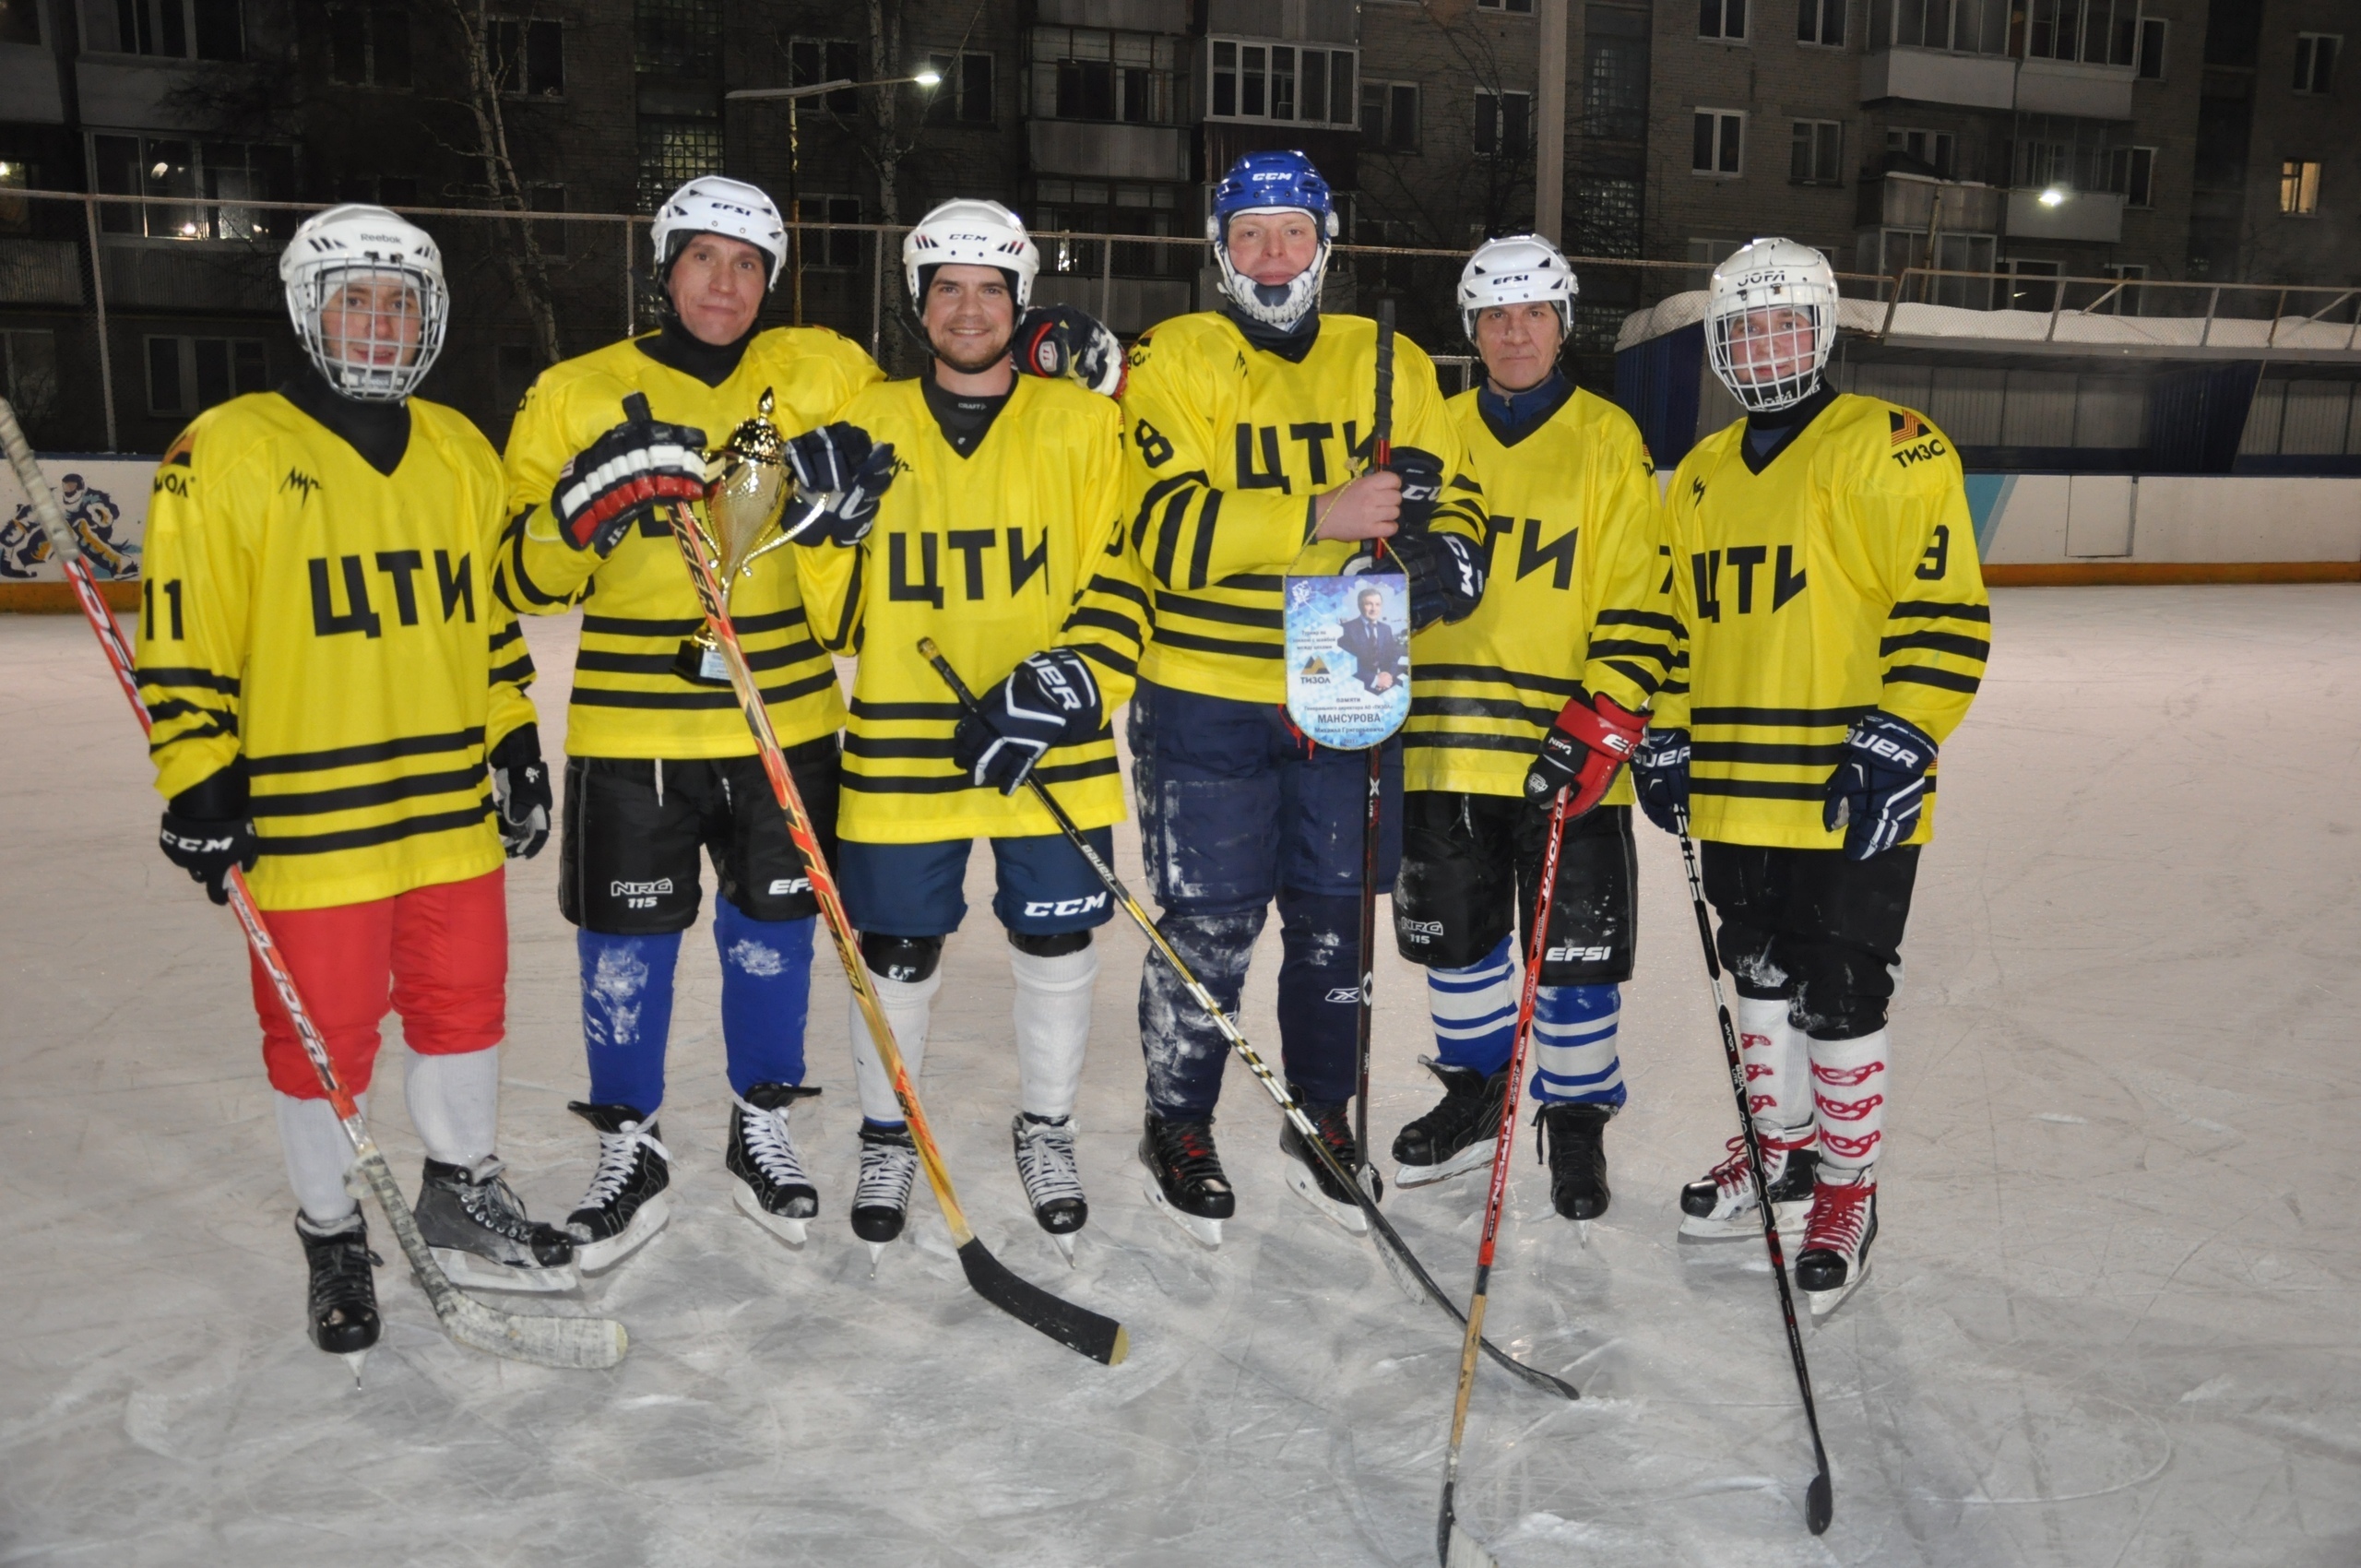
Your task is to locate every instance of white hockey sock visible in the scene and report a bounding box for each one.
[1738,994,1814,1142]
[404,1046,501,1167]
[1809,1028,1890,1182]
[1529,983,1626,1107]
[276,1089,367,1226]
[1010,944,1097,1121]
[851,968,940,1124]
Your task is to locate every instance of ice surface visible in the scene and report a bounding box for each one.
[4,588,2359,1566]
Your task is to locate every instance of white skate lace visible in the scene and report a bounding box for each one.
[1803,1182,1874,1257]
[578,1119,671,1211]
[1013,1115,1084,1212]
[455,1159,541,1241]
[736,1096,810,1188]
[854,1133,917,1209]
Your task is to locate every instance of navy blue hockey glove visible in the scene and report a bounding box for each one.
[1823,711,1937,860]
[782,422,896,547]
[552,394,708,554]
[1385,530,1486,630]
[1014,305,1127,398]
[1525,688,1644,819]
[158,761,256,906]
[488,723,552,860]
[953,648,1103,794]
[1383,447,1446,536]
[1631,727,1691,837]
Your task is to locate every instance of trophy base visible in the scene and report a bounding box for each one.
[672,638,731,686]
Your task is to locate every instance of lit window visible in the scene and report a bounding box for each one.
[2281,159,2322,216]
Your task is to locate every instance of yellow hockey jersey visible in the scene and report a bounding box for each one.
[495,327,882,758]
[1118,312,1486,704]
[1406,384,1669,802]
[136,393,534,910]
[1655,394,1988,849]
[797,374,1147,843]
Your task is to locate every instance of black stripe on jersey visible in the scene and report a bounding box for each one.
[1691,740,1845,766]
[575,637,825,677]
[247,728,485,777]
[1888,600,1990,624]
[1070,639,1138,677]
[488,656,535,688]
[1885,664,1982,695]
[1658,679,1691,696]
[489,623,524,651]
[1221,573,1286,593]
[581,605,809,640]
[1151,626,1282,659]
[1595,609,1685,637]
[1138,473,1205,582]
[1067,606,1145,645]
[1416,662,1580,697]
[254,766,487,817]
[260,801,493,857]
[501,517,576,610]
[1409,695,1556,725]
[136,666,241,695]
[1154,590,1281,630]
[1587,636,1675,662]
[1086,573,1152,614]
[1603,659,1664,695]
[1691,778,1829,802]
[842,755,1120,794]
[1188,491,1223,590]
[1689,705,1872,728]
[844,733,955,760]
[144,696,238,731]
[1880,629,1990,660]
[571,669,838,710]
[851,698,963,721]
[1403,731,1544,754]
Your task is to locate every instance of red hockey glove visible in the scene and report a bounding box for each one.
[1524,688,1644,819]
[552,393,708,554]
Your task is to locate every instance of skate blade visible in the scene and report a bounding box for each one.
[1283,1163,1370,1235]
[731,1182,812,1248]
[430,1247,581,1294]
[1677,1203,1809,1243]
[341,1351,368,1388]
[1050,1231,1077,1267]
[1807,1257,1869,1323]
[1394,1140,1496,1189]
[1141,1176,1224,1249]
[573,1193,670,1275]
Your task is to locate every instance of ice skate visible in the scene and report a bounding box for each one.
[1796,1180,1877,1320]
[414,1156,578,1292]
[1535,1103,1613,1228]
[1279,1090,1373,1236]
[727,1083,821,1248]
[296,1211,381,1381]
[564,1102,672,1273]
[1012,1112,1086,1265]
[851,1122,919,1271]
[1678,1131,1816,1241]
[1392,1057,1508,1189]
[1139,1111,1232,1248]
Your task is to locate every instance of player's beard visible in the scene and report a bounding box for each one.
[930,324,1014,378]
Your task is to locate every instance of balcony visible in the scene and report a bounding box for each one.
[1857,171,2006,234]
[0,42,64,124]
[1027,120,1190,183]
[1861,47,2015,110]
[1204,0,1355,42]
[1035,0,1188,28]
[2015,57,2135,119]
[2005,187,2125,244]
[0,240,84,305]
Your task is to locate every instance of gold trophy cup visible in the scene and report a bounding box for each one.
[673,387,800,685]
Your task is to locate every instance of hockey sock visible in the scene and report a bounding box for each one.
[1275,887,1361,1107]
[404,1045,501,1166]
[1738,992,1814,1142]
[850,967,940,1126]
[579,929,682,1118]
[1011,943,1097,1122]
[715,901,815,1097]
[1140,908,1265,1120]
[1528,983,1627,1109]
[1427,934,1518,1075]
[275,1088,367,1227]
[1809,1028,1889,1182]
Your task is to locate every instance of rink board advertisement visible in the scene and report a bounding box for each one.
[1283,569,1411,750]
[0,453,151,602]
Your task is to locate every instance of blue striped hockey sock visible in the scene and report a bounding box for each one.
[1529,982,1627,1108]
[1428,934,1518,1076]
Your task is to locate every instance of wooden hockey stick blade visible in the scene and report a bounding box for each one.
[957,1239,1128,1366]
[1441,1508,1500,1568]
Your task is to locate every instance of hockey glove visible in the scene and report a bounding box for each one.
[488,723,552,860]
[1524,687,1644,819]
[158,762,256,906]
[1384,447,1448,537]
[952,648,1104,795]
[1631,727,1691,837]
[1823,710,1937,860]
[1013,305,1127,398]
[1387,530,1487,630]
[552,393,708,554]
[781,422,897,547]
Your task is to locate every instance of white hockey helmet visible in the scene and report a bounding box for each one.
[1705,236,1839,412]
[902,197,1040,309]
[652,175,787,288]
[1457,233,1578,344]
[279,203,447,402]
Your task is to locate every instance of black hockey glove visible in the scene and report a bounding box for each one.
[952,648,1103,795]
[1383,447,1447,537]
[1524,687,1644,819]
[781,422,896,547]
[1823,710,1937,860]
[158,761,256,906]
[1631,727,1691,837]
[488,723,552,860]
[1385,530,1487,630]
[552,393,708,554]
[1013,305,1127,398]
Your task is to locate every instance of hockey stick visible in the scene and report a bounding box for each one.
[1673,809,1833,1535]
[1437,787,1570,1568]
[663,503,1126,1367]
[0,396,627,1372]
[1355,304,1398,1185]
[921,639,1575,1402]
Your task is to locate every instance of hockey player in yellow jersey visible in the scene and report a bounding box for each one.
[1389,236,1673,1224]
[1643,237,1987,1313]
[796,199,1146,1261]
[495,176,894,1270]
[137,204,575,1364]
[1123,151,1489,1243]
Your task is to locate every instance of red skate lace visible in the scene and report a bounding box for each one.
[1710,1130,1810,1199]
[1804,1182,1874,1255]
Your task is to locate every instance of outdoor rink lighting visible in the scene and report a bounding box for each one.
[2039,186,2068,207]
[915,68,943,86]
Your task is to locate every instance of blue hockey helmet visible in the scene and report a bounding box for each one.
[1206,150,1340,331]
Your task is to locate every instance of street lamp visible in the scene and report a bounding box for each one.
[726,70,943,325]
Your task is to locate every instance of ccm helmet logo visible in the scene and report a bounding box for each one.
[1021,894,1109,918]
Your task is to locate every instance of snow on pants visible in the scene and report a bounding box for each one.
[1129,678,1402,1121]
[250,867,506,1100]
